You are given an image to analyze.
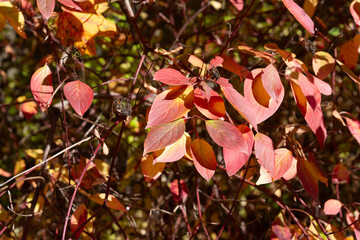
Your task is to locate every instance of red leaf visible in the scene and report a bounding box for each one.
[345,116,360,145]
[323,199,342,215]
[141,154,165,182]
[57,0,81,10]
[170,179,188,203]
[254,133,275,175]
[217,77,258,131]
[223,125,254,176]
[332,163,350,184]
[146,85,194,128]
[282,0,315,35]
[153,134,187,163]
[244,69,284,124]
[262,64,283,101]
[143,119,185,155]
[206,120,247,153]
[37,0,55,19]
[153,68,191,85]
[71,204,87,239]
[194,87,225,119]
[289,77,327,148]
[350,0,360,26]
[63,80,94,117]
[191,139,217,170]
[30,64,53,111]
[272,224,292,240]
[229,0,243,11]
[220,53,249,80]
[297,157,327,200]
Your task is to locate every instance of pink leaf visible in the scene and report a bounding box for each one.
[30,64,53,111]
[223,125,254,176]
[63,80,94,117]
[305,72,332,96]
[244,69,284,124]
[254,133,275,175]
[272,148,293,180]
[57,0,81,10]
[262,64,283,101]
[194,87,225,119]
[282,0,315,35]
[256,166,273,185]
[282,157,297,180]
[154,134,187,163]
[209,56,224,67]
[205,120,247,153]
[346,211,360,239]
[324,199,342,215]
[350,1,360,26]
[143,119,185,155]
[153,68,191,85]
[345,117,360,145]
[37,0,55,19]
[217,77,258,131]
[229,0,243,11]
[297,72,321,110]
[192,149,215,181]
[146,85,194,128]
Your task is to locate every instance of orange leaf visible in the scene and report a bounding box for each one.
[312,51,335,79]
[220,53,249,80]
[303,0,318,18]
[71,203,87,239]
[272,148,293,180]
[282,0,315,35]
[251,69,271,108]
[140,154,165,182]
[63,80,94,117]
[336,59,360,84]
[143,119,185,155]
[339,40,359,70]
[244,69,284,124]
[194,87,225,119]
[345,116,360,145]
[350,0,360,26]
[323,199,342,215]
[89,193,127,212]
[20,101,38,120]
[30,64,53,111]
[146,85,194,128]
[237,43,274,64]
[191,139,217,170]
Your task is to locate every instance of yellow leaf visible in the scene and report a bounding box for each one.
[0,2,27,38]
[303,0,318,18]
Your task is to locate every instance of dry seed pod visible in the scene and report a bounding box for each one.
[112,96,132,120]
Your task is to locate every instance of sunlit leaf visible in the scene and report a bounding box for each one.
[244,69,284,124]
[336,59,360,84]
[323,199,342,215]
[30,64,53,111]
[312,51,335,79]
[71,204,87,239]
[20,101,38,120]
[254,133,275,175]
[303,0,318,18]
[345,116,360,145]
[252,69,271,108]
[153,68,191,85]
[0,2,27,38]
[262,64,283,101]
[194,87,225,119]
[282,157,297,181]
[191,138,217,170]
[154,134,187,163]
[143,119,185,155]
[346,211,360,239]
[217,77,258,130]
[63,80,94,117]
[272,148,293,181]
[89,193,127,211]
[229,0,243,11]
[146,85,194,128]
[206,120,248,153]
[141,154,165,182]
[350,0,360,26]
[237,43,274,64]
[37,0,55,19]
[282,0,315,35]
[340,40,359,70]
